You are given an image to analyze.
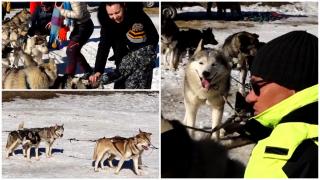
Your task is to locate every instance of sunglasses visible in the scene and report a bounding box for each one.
[249,80,270,96]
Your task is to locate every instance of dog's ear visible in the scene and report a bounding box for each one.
[139,129,143,133]
[252,33,259,39]
[194,39,204,55]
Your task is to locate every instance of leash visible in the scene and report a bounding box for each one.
[149,143,159,150]
[230,75,251,90]
[177,109,250,137]
[67,138,98,143]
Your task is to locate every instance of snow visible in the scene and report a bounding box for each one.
[161,2,318,165]
[2,93,159,178]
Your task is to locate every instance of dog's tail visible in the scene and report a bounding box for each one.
[18,122,24,130]
[92,141,98,160]
[6,132,13,149]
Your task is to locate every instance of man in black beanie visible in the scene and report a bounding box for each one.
[242,31,318,178]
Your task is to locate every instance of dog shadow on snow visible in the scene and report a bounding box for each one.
[14,148,64,157]
[91,159,135,172]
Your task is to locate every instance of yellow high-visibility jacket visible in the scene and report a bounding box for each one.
[244,84,318,178]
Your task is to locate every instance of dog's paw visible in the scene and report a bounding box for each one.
[136,170,145,176]
[94,168,99,172]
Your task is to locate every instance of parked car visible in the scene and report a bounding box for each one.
[143,2,158,8]
[162,2,209,19]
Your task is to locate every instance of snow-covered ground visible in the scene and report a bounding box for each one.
[161,2,318,165]
[2,92,159,178]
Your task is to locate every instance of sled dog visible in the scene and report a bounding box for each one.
[3,58,57,89]
[161,17,179,70]
[23,35,49,65]
[24,124,64,158]
[222,31,260,95]
[93,130,152,175]
[184,40,231,139]
[5,123,41,160]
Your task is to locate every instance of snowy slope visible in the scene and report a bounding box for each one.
[2,93,159,178]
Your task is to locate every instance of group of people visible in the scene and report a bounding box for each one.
[27,2,159,89]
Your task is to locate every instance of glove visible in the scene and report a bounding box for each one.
[59,26,69,42]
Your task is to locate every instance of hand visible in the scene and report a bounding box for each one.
[89,72,101,84]
[45,22,51,29]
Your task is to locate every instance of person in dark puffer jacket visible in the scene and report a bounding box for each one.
[89,2,159,89]
[28,2,53,36]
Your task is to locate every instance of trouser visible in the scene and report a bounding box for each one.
[65,19,94,75]
[116,45,156,89]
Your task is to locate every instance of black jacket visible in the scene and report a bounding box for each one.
[94,3,159,73]
[28,6,53,36]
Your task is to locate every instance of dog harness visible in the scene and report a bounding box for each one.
[244,85,318,178]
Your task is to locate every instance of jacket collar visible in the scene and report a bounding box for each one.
[252,84,318,128]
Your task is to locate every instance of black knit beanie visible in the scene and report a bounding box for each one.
[251,31,318,91]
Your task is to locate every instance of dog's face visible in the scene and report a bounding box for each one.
[34,43,49,54]
[238,33,259,57]
[202,28,218,45]
[18,9,32,22]
[64,77,93,89]
[54,124,64,138]
[135,130,152,151]
[190,46,230,90]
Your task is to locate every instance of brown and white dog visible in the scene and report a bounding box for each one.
[93,130,152,175]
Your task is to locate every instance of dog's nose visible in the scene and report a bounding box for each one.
[202,71,210,78]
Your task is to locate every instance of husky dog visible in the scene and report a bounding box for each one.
[184,40,231,139]
[6,127,41,160]
[161,17,180,70]
[25,124,64,158]
[177,28,218,59]
[3,58,57,89]
[93,130,152,175]
[222,31,260,95]
[51,75,103,89]
[162,23,218,70]
[9,9,32,25]
[23,35,49,65]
